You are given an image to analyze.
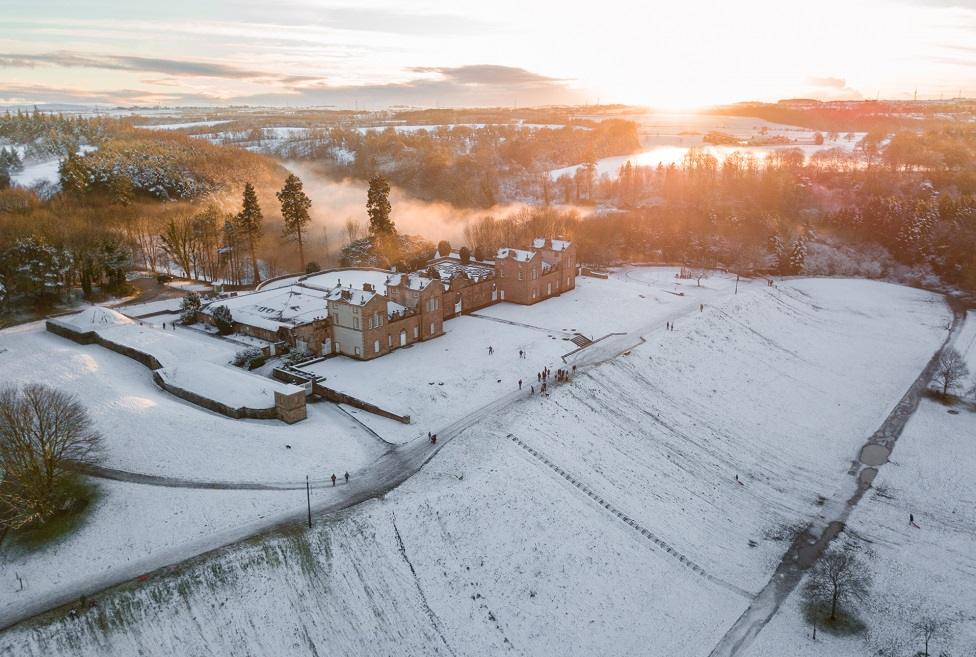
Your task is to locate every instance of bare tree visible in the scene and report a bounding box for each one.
[913,615,953,657]
[0,384,102,529]
[804,549,872,623]
[934,348,969,398]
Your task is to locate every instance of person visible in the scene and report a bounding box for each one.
[700,304,703,312]
[428,431,432,441]
[344,472,349,484]
[572,364,576,375]
[331,473,337,487]
[518,379,522,390]
[530,385,534,395]
[488,345,494,355]
[909,513,914,524]
[537,372,541,382]
[432,434,437,445]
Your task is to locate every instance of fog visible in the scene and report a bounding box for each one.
[282,161,534,251]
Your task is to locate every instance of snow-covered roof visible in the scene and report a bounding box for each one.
[532,238,572,252]
[386,301,408,318]
[386,272,436,291]
[62,306,134,329]
[427,257,495,283]
[496,248,536,262]
[203,287,328,332]
[327,286,377,307]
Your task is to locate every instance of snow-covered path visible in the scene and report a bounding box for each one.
[706,303,966,657]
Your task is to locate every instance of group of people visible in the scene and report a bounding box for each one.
[330,472,350,486]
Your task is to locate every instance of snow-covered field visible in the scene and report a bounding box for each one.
[745,311,976,657]
[0,273,963,657]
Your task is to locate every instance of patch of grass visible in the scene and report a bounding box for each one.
[6,476,100,551]
[802,599,867,637]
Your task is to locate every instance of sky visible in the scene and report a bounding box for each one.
[1,0,975,109]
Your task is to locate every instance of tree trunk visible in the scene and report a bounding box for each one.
[249,239,260,284]
[297,228,305,270]
[830,588,838,621]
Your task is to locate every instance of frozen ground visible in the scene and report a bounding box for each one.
[0,276,955,657]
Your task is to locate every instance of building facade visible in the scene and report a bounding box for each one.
[205,238,578,361]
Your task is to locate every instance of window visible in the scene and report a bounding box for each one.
[430,322,435,335]
[518,271,523,281]
[425,297,438,312]
[352,316,360,330]
[354,346,360,356]
[374,340,380,353]
[388,334,393,347]
[413,326,419,338]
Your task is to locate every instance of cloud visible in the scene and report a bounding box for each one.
[408,65,569,87]
[0,60,586,109]
[240,65,585,108]
[0,51,321,85]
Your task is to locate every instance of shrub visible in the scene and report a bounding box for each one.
[211,305,234,335]
[305,261,321,274]
[232,347,263,368]
[459,246,472,263]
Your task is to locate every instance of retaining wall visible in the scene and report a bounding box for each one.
[272,367,411,424]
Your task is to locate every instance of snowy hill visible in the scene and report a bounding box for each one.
[0,275,968,657]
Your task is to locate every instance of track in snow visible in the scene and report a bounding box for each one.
[505,433,755,600]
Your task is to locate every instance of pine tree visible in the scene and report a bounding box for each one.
[366,176,395,237]
[277,174,312,269]
[180,292,202,325]
[235,182,263,284]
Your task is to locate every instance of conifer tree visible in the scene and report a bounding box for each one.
[277,174,312,269]
[366,176,395,237]
[235,182,263,283]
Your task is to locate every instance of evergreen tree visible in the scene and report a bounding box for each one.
[437,240,452,257]
[366,176,395,237]
[277,174,312,269]
[180,292,202,325]
[211,305,234,335]
[235,182,263,284]
[788,237,806,274]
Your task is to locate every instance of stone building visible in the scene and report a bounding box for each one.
[202,238,577,362]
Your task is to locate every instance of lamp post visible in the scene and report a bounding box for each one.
[306,475,312,528]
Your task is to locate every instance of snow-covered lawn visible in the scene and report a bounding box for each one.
[745,312,976,657]
[156,362,302,410]
[496,279,950,596]
[300,315,573,442]
[0,321,383,482]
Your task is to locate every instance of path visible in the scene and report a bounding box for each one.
[0,275,728,633]
[506,433,754,599]
[706,302,966,657]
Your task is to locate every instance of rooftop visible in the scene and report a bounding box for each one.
[532,238,572,252]
[203,287,329,332]
[496,247,536,262]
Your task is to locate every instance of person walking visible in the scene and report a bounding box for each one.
[344,472,349,484]
[432,434,437,445]
[331,473,337,487]
[530,385,534,395]
[909,513,914,525]
[518,379,522,390]
[488,345,494,355]
[537,372,541,382]
[700,304,703,312]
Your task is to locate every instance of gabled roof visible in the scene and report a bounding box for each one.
[386,272,436,291]
[326,286,377,307]
[496,247,536,262]
[532,238,572,252]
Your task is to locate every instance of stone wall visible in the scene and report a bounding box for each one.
[47,318,305,424]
